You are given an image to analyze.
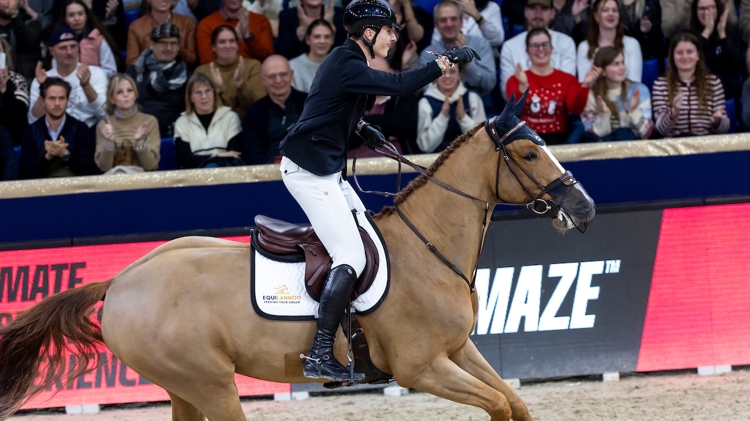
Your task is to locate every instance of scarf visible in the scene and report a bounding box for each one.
[133,49,187,93]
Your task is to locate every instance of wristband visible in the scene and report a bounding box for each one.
[475,15,484,25]
[435,58,448,72]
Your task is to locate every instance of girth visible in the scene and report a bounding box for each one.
[253,215,380,301]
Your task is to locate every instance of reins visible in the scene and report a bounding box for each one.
[351,121,528,293]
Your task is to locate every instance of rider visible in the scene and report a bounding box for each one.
[279,0,479,383]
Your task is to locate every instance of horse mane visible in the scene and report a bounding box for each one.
[376,123,485,218]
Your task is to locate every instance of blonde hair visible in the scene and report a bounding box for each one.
[185,72,223,115]
[105,74,139,115]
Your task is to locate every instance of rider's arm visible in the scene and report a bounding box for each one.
[342,55,444,97]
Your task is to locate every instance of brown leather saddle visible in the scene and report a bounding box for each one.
[252,215,380,301]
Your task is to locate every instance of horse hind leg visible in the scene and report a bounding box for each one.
[396,357,513,421]
[167,391,205,421]
[450,339,534,421]
[168,377,246,421]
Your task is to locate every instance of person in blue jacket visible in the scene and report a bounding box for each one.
[279,0,480,384]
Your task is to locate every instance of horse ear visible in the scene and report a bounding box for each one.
[514,89,529,117]
[498,93,516,124]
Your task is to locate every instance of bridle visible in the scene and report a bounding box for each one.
[352,119,583,293]
[484,117,587,233]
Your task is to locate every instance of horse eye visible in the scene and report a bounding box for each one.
[523,152,537,161]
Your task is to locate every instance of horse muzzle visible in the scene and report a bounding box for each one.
[534,173,595,231]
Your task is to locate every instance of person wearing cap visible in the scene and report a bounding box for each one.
[126,22,190,137]
[419,0,495,95]
[279,0,479,384]
[196,0,273,64]
[28,27,108,129]
[499,0,576,98]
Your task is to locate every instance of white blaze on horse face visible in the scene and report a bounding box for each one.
[540,145,566,174]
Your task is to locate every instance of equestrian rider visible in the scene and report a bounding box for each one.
[279,0,480,383]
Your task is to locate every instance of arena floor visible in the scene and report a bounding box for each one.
[14,367,750,421]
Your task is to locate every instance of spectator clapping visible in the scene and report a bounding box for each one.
[582,46,653,141]
[652,33,729,137]
[95,73,160,174]
[196,25,266,119]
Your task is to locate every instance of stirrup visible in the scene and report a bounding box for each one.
[299,353,364,383]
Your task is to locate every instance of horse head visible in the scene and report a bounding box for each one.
[483,91,595,231]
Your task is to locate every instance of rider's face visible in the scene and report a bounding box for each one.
[368,26,396,59]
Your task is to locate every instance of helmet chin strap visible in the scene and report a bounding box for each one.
[359,26,382,59]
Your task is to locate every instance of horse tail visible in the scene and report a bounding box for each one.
[0,279,113,420]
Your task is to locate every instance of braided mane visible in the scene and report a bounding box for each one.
[376,123,485,218]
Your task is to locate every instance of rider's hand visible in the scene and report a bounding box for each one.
[444,46,481,65]
[358,122,386,149]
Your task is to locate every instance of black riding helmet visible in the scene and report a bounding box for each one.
[344,0,402,59]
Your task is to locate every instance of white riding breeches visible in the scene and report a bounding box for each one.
[280,157,367,277]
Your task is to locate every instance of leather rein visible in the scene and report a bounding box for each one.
[352,118,570,293]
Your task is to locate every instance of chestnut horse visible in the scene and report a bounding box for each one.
[0,95,595,421]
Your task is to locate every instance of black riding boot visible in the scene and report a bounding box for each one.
[302,264,365,383]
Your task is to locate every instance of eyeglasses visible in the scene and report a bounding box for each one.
[192,88,214,97]
[528,41,551,50]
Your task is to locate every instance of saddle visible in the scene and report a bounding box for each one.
[253,215,380,301]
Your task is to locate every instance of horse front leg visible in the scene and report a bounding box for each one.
[450,339,534,421]
[395,357,513,421]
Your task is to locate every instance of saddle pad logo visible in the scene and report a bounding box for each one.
[262,284,302,304]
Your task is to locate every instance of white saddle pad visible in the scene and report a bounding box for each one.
[250,211,390,321]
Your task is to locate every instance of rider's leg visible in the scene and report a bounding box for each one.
[280,158,366,382]
[339,178,367,216]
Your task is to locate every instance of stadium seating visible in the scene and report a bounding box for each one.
[725,98,737,134]
[159,138,178,171]
[642,58,659,91]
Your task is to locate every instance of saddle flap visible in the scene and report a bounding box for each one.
[302,226,380,302]
[255,215,319,255]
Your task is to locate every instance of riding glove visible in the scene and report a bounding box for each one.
[444,46,481,65]
[357,121,387,149]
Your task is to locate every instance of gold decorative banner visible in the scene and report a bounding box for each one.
[2,134,750,199]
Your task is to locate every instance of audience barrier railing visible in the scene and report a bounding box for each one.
[1,133,750,247]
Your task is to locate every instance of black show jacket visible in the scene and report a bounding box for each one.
[279,38,442,176]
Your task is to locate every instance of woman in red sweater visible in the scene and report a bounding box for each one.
[506,27,601,144]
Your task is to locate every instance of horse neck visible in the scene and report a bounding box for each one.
[391,138,496,278]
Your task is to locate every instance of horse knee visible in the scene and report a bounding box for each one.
[489,395,513,421]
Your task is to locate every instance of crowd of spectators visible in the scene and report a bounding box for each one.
[1,0,749,181]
